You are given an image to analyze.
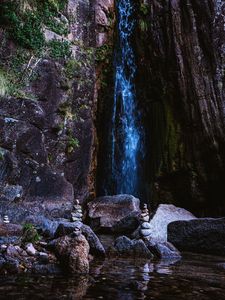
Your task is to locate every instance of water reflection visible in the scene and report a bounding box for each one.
[1,254,225,299]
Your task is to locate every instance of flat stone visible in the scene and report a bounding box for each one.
[141,222,151,229]
[140,229,151,237]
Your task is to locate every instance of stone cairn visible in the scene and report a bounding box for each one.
[71,199,83,222]
[139,204,151,239]
[3,215,10,224]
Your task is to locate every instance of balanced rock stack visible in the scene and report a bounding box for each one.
[140,204,150,222]
[3,215,10,224]
[71,200,83,222]
[139,204,151,239]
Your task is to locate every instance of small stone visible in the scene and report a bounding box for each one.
[3,216,10,224]
[71,217,82,222]
[72,212,83,218]
[140,228,151,237]
[6,245,19,258]
[25,243,37,256]
[1,245,7,251]
[141,222,151,229]
[71,226,81,237]
[39,241,48,247]
[36,177,41,183]
[141,215,150,222]
[38,252,49,264]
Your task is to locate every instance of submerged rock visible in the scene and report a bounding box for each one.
[87,194,140,231]
[168,218,225,256]
[146,204,196,242]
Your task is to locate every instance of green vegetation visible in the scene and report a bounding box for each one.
[140,3,149,16]
[0,0,69,52]
[139,19,148,32]
[95,44,112,63]
[22,223,40,244]
[138,2,150,32]
[65,59,82,79]
[0,0,72,97]
[48,39,71,59]
[67,136,79,153]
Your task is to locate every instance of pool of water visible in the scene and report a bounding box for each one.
[1,252,225,300]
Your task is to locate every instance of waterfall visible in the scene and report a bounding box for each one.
[101,0,144,197]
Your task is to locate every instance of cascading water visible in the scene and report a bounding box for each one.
[99,0,144,198]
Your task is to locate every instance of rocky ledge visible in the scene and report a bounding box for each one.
[1,195,225,275]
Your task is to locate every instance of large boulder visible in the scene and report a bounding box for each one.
[146,204,196,242]
[111,211,140,234]
[53,234,90,274]
[87,195,141,231]
[168,218,225,256]
[54,221,106,257]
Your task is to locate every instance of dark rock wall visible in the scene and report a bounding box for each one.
[0,0,224,219]
[134,0,225,216]
[0,0,96,220]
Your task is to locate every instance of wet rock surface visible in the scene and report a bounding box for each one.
[53,234,90,274]
[87,195,141,231]
[111,211,140,234]
[146,204,196,242]
[145,240,181,260]
[0,0,96,222]
[54,221,106,257]
[112,236,153,259]
[134,0,225,215]
[168,218,225,256]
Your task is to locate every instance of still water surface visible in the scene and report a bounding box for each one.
[0,252,225,300]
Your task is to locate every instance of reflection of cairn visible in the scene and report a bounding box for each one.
[71,200,83,222]
[3,215,10,224]
[139,204,151,239]
[140,204,150,222]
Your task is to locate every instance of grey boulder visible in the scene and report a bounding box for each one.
[168,217,225,256]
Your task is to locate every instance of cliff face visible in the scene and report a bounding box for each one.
[0,0,224,220]
[134,0,225,215]
[0,0,97,220]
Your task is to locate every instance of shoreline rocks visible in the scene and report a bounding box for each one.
[145,204,196,243]
[53,234,90,274]
[54,221,106,257]
[111,236,153,259]
[168,218,225,256]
